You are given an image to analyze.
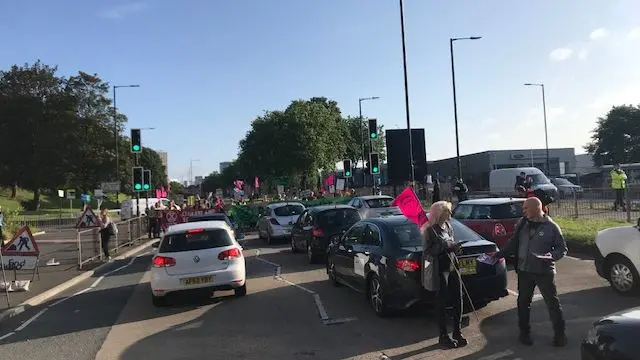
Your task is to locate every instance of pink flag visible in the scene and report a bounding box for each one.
[325,174,335,186]
[391,187,429,227]
[234,180,244,189]
[254,176,260,188]
[155,189,162,198]
[161,187,167,198]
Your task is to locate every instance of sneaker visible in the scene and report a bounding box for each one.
[439,335,459,349]
[452,331,468,346]
[552,333,567,347]
[519,332,533,346]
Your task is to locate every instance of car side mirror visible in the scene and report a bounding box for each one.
[151,241,160,248]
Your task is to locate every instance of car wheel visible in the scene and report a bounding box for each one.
[266,230,273,245]
[608,256,639,295]
[234,284,247,297]
[307,243,318,264]
[368,275,389,317]
[152,294,168,307]
[327,258,341,286]
[291,237,298,253]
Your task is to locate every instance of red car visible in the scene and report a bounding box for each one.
[452,198,525,249]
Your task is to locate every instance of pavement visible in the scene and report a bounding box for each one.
[0,235,637,359]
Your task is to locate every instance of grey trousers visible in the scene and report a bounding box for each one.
[517,271,565,334]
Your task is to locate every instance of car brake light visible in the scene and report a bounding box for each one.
[187,228,205,234]
[269,218,280,225]
[312,227,324,237]
[493,223,507,236]
[218,248,242,260]
[395,259,420,272]
[152,256,176,267]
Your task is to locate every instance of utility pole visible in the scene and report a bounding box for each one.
[358,96,379,188]
[113,84,140,206]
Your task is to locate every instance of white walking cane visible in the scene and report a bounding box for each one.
[447,251,481,326]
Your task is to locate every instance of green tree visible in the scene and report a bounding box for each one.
[585,104,640,166]
[342,116,386,165]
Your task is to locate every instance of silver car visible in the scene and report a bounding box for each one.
[257,202,305,244]
[347,195,402,219]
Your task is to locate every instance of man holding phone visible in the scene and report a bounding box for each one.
[492,197,568,347]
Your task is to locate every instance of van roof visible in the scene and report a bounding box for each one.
[491,167,543,173]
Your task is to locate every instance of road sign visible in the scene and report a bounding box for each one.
[75,207,102,229]
[66,189,76,200]
[94,189,104,198]
[1,226,40,270]
[101,182,120,192]
[80,194,91,202]
[57,189,64,198]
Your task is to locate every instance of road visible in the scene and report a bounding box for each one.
[0,235,637,360]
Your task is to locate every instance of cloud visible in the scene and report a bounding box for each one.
[548,48,573,61]
[627,27,640,40]
[100,2,146,19]
[589,28,609,40]
[577,49,589,60]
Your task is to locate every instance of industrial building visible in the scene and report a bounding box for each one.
[429,148,577,190]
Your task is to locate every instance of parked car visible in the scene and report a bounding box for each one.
[551,177,583,199]
[291,204,361,263]
[257,202,305,244]
[581,305,640,359]
[149,221,246,306]
[347,195,402,219]
[326,215,508,316]
[452,198,525,249]
[594,217,640,295]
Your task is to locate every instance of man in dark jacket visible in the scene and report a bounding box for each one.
[453,178,468,202]
[493,197,568,347]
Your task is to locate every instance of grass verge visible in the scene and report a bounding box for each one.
[554,217,630,247]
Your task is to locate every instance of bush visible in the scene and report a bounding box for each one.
[554,217,629,246]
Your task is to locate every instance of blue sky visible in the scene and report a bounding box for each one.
[2,1,639,181]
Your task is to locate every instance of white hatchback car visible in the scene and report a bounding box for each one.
[594,217,640,295]
[257,202,305,244]
[150,221,247,306]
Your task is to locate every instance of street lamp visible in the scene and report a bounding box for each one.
[113,84,140,206]
[450,36,482,180]
[399,0,415,185]
[189,159,200,186]
[524,83,550,175]
[358,96,380,187]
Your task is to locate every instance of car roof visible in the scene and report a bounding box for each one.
[267,202,304,209]
[356,195,393,200]
[165,221,230,234]
[361,215,416,228]
[458,198,525,205]
[189,213,229,220]
[310,204,355,213]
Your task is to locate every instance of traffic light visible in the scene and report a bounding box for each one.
[132,167,143,191]
[368,119,378,139]
[343,159,352,178]
[143,170,151,191]
[370,153,380,174]
[130,128,142,153]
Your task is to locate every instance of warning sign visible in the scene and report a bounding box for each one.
[1,226,40,270]
[76,207,102,229]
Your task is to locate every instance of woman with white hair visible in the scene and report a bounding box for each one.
[422,200,467,349]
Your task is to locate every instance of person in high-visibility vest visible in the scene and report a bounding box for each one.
[610,164,628,211]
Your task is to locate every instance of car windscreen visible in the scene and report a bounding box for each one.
[159,229,233,253]
[529,174,551,185]
[391,223,423,247]
[365,197,394,208]
[450,219,483,242]
[316,209,361,228]
[553,178,573,185]
[273,204,305,217]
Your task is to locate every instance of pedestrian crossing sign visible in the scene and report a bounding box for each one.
[76,207,102,229]
[1,226,40,256]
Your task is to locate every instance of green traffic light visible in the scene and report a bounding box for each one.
[345,171,351,176]
[370,133,377,139]
[132,145,141,151]
[134,184,142,190]
[372,167,379,173]
[143,184,150,190]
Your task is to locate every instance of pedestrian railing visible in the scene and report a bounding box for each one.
[77,216,148,269]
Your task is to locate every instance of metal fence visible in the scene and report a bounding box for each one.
[10,210,121,231]
[77,216,148,269]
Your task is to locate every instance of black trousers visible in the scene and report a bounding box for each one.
[517,271,565,334]
[436,271,463,335]
[100,231,111,258]
[614,189,625,210]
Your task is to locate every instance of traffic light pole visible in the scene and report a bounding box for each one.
[370,140,375,195]
[135,153,140,217]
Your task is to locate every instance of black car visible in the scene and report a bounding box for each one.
[326,215,509,316]
[581,306,640,360]
[291,204,361,264]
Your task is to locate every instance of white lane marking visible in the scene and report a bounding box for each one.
[507,289,543,301]
[276,275,315,294]
[15,308,48,331]
[323,317,357,325]
[313,294,329,320]
[0,331,15,341]
[477,349,514,360]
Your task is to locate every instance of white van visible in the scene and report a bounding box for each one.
[120,198,171,220]
[489,167,558,197]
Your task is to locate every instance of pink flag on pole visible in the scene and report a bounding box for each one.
[155,189,162,198]
[391,187,429,227]
[161,186,167,198]
[254,176,260,188]
[325,174,335,186]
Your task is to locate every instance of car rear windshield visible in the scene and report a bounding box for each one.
[453,203,522,220]
[316,209,360,228]
[365,197,394,208]
[160,229,233,253]
[392,223,423,247]
[450,219,483,242]
[273,204,304,217]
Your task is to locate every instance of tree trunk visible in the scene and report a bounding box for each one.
[31,188,41,211]
[11,181,18,198]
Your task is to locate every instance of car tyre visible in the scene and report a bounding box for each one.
[327,258,341,286]
[368,275,389,317]
[152,294,168,307]
[234,284,247,297]
[607,256,640,295]
[307,243,319,264]
[266,230,273,245]
[291,237,298,253]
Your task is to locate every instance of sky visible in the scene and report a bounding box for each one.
[2,0,640,182]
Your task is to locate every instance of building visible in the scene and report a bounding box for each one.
[575,154,598,175]
[429,148,577,190]
[157,151,168,180]
[219,162,232,173]
[194,176,203,186]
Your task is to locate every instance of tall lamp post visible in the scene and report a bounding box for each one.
[189,159,200,185]
[524,83,550,174]
[398,0,415,185]
[450,36,482,180]
[113,84,140,206]
[358,96,380,187]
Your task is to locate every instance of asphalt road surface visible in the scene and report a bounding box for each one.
[0,235,637,360]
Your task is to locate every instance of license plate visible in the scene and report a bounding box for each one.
[181,275,214,285]
[458,258,477,275]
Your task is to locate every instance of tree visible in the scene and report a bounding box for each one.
[342,116,386,165]
[139,148,167,190]
[585,104,640,166]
